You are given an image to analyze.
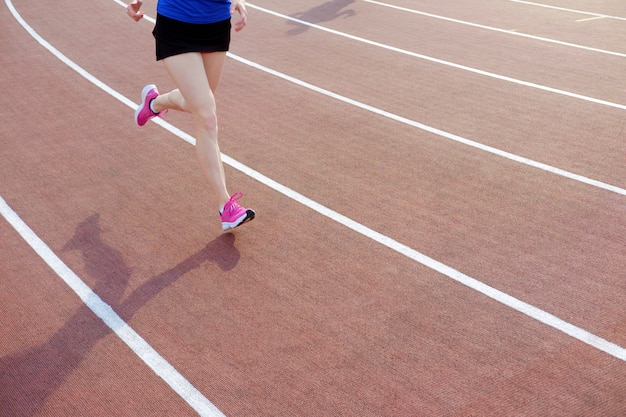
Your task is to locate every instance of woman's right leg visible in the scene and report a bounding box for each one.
[154,52,231,208]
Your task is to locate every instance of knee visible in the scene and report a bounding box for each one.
[193,107,218,134]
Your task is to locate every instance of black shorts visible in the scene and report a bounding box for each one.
[152,14,231,61]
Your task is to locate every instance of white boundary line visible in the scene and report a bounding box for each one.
[4,0,626,365]
[0,196,227,417]
[247,3,626,111]
[576,16,607,23]
[363,0,626,57]
[510,0,626,21]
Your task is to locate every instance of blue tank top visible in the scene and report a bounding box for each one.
[157,0,232,24]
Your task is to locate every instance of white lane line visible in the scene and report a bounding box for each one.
[576,16,607,23]
[247,2,626,111]
[0,196,227,417]
[510,0,626,21]
[362,0,626,58]
[6,0,626,364]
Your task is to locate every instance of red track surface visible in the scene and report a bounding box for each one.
[2,0,625,415]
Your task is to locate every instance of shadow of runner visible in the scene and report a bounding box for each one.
[288,0,356,35]
[0,214,239,416]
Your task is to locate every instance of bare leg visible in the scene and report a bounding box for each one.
[153,52,230,208]
[152,89,187,112]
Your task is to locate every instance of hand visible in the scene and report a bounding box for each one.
[127,0,144,22]
[231,0,248,32]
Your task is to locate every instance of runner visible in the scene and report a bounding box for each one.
[127,0,255,231]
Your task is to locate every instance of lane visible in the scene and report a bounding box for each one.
[239,2,625,188]
[6,0,624,360]
[2,0,625,416]
[7,0,620,348]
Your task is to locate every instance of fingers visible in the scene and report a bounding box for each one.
[233,15,247,32]
[128,10,145,22]
[231,1,248,32]
[126,0,144,22]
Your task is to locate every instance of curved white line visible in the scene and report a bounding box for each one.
[511,0,626,21]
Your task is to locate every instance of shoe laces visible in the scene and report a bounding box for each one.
[223,192,243,213]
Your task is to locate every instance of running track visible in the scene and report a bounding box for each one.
[1,0,625,415]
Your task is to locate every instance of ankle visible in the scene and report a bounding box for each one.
[149,98,160,114]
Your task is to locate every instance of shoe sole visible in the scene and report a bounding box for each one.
[134,84,157,126]
[222,209,255,231]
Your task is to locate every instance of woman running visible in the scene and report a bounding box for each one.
[127,0,255,231]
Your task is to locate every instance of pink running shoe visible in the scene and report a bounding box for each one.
[134,84,167,126]
[220,193,255,231]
